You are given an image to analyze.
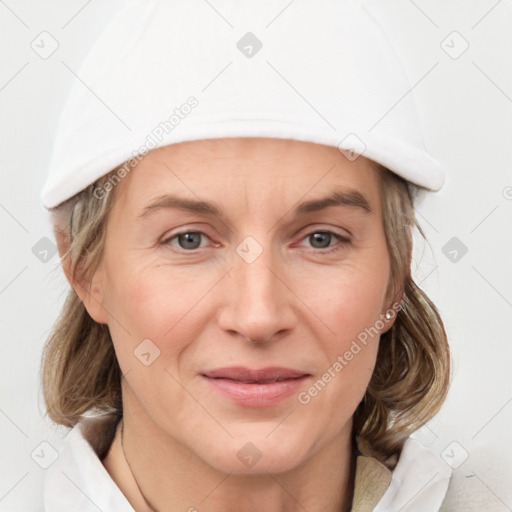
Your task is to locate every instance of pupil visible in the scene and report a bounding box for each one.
[311,232,330,248]
[180,232,201,249]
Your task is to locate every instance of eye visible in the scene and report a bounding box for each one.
[162,229,350,253]
[164,231,209,250]
[300,230,350,252]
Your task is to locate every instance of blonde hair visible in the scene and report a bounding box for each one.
[41,164,450,462]
[353,165,450,460]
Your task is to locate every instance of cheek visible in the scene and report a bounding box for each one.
[101,259,216,371]
[306,260,389,344]
[295,258,389,406]
[101,264,204,420]
[106,271,181,333]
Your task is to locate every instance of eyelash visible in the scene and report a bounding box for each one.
[162,229,351,254]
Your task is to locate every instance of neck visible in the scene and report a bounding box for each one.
[103,399,356,512]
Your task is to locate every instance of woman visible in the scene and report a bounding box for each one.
[40,1,451,510]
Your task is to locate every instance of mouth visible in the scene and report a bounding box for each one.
[200,367,311,407]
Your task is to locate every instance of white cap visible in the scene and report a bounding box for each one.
[41,0,445,209]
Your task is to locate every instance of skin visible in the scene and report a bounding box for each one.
[63,137,398,512]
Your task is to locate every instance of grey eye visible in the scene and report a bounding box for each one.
[176,232,204,250]
[308,232,334,249]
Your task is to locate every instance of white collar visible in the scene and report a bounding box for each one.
[44,414,451,512]
[373,438,452,512]
[44,414,134,512]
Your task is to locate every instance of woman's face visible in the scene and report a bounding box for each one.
[86,137,394,473]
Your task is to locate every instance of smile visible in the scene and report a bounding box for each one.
[201,367,311,407]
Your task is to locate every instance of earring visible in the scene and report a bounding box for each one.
[385,311,392,320]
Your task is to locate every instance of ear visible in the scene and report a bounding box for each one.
[54,225,110,325]
[380,286,404,333]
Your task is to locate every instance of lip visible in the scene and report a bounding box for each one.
[201,366,311,407]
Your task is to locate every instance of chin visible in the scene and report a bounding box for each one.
[192,429,315,476]
[206,448,307,476]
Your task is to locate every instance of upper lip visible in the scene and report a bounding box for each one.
[201,367,310,383]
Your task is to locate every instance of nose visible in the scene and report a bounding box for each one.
[217,244,297,345]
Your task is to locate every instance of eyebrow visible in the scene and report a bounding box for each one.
[138,188,372,223]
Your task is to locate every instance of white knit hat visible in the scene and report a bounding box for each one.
[41,0,445,209]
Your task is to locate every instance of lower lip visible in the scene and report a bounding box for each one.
[202,375,310,407]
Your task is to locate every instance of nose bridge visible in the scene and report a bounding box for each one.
[220,239,295,343]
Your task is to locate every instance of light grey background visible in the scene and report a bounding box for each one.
[1,0,511,510]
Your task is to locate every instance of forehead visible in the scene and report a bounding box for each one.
[112,137,383,213]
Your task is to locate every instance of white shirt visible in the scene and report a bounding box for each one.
[41,414,452,512]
